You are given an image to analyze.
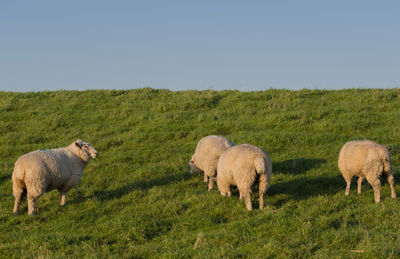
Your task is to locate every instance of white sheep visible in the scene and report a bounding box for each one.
[189,135,234,190]
[217,144,272,210]
[338,140,396,202]
[12,139,98,215]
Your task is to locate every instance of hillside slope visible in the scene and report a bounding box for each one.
[1,88,400,258]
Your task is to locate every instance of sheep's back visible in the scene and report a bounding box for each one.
[233,145,267,173]
[218,144,268,179]
[194,135,233,169]
[339,140,388,176]
[14,149,73,187]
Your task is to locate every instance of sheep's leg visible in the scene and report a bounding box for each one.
[386,174,396,199]
[220,190,231,196]
[205,169,216,191]
[13,186,25,215]
[60,192,67,206]
[372,179,381,203]
[208,179,215,191]
[218,182,231,197]
[259,191,265,210]
[203,174,208,182]
[238,184,252,210]
[366,175,381,203]
[357,177,364,194]
[207,174,215,191]
[220,187,231,197]
[27,185,44,215]
[242,192,252,211]
[345,177,352,196]
[258,174,268,210]
[27,194,38,216]
[13,195,22,215]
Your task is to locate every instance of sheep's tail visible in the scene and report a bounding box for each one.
[254,157,266,175]
[255,157,272,192]
[254,156,272,183]
[255,156,272,175]
[383,157,392,174]
[12,168,26,192]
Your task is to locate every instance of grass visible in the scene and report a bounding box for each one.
[1,88,400,258]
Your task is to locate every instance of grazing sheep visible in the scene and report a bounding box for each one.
[217,144,272,210]
[338,140,396,202]
[12,139,98,215]
[189,135,234,190]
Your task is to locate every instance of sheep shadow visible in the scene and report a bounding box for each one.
[273,158,326,175]
[71,172,192,203]
[266,175,343,208]
[268,171,400,208]
[269,175,344,198]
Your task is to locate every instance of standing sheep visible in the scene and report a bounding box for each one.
[338,140,396,202]
[217,144,272,210]
[12,139,98,215]
[189,135,234,190]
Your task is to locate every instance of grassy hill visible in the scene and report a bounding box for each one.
[1,88,400,258]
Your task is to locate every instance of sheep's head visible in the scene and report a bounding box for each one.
[74,139,99,161]
[189,158,202,174]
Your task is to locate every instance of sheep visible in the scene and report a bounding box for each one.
[217,144,272,210]
[338,140,396,202]
[12,139,98,215]
[189,135,234,190]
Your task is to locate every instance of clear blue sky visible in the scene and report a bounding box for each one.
[1,1,399,92]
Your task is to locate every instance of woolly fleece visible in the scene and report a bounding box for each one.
[189,135,234,190]
[338,140,396,202]
[12,139,98,215]
[217,144,272,210]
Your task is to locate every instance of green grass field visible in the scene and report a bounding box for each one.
[1,88,400,258]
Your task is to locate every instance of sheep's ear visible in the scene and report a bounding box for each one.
[75,141,82,148]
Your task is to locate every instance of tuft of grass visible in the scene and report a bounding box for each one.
[1,88,400,258]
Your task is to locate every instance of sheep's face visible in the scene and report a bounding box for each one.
[75,140,99,161]
[189,160,202,174]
